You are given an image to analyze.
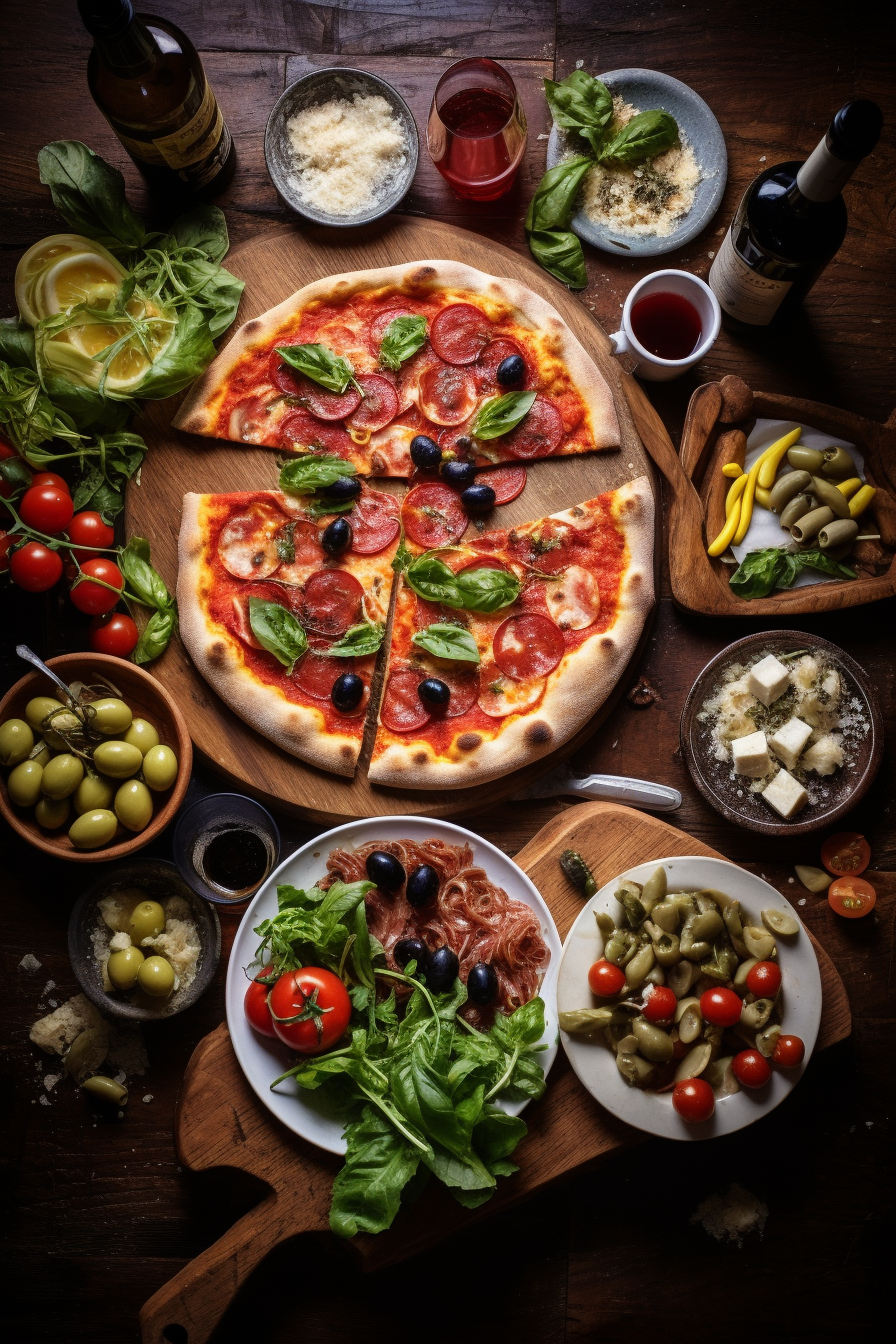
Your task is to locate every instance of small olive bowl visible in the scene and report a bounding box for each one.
[0,653,192,863]
[264,66,419,225]
[68,859,221,1022]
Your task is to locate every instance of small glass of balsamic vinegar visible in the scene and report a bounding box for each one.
[173,794,281,905]
[427,58,527,200]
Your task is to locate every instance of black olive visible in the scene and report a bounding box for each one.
[410,434,442,469]
[440,459,477,489]
[322,516,352,555]
[406,863,439,907]
[365,850,406,892]
[331,672,364,714]
[394,938,428,971]
[467,962,498,1005]
[461,484,496,513]
[453,435,474,455]
[427,945,459,992]
[418,677,450,707]
[327,475,362,501]
[496,354,525,386]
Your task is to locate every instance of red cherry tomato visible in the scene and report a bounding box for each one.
[9,540,63,592]
[30,471,70,493]
[643,985,677,1024]
[269,967,352,1054]
[746,960,782,998]
[244,968,279,1038]
[773,1034,806,1068]
[69,557,124,615]
[587,959,626,997]
[89,611,139,657]
[19,484,74,534]
[700,986,743,1028]
[820,832,870,877]
[731,1048,772,1089]
[67,510,115,562]
[828,876,876,919]
[672,1078,714,1123]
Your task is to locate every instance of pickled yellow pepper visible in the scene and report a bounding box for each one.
[708,473,749,556]
[756,427,803,489]
[849,484,877,517]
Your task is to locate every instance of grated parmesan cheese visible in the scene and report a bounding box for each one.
[285,93,409,217]
[691,1184,768,1246]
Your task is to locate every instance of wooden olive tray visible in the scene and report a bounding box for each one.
[139,803,850,1344]
[124,218,666,823]
[662,381,896,617]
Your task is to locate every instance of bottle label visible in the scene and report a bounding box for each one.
[709,230,793,326]
[152,78,223,169]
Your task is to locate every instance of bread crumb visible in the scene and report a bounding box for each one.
[691,1184,768,1245]
[142,1094,153,1103]
[109,932,132,952]
[19,953,42,973]
[44,1073,61,1092]
[41,980,56,995]
[30,994,108,1056]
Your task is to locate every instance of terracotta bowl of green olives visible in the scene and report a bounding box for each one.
[0,653,192,862]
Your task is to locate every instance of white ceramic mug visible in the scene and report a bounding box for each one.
[609,269,721,382]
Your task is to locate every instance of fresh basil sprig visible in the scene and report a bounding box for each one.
[470,390,536,441]
[118,536,178,663]
[275,342,360,395]
[528,230,588,290]
[279,454,357,496]
[405,552,521,613]
[379,315,427,371]
[321,622,384,657]
[525,157,592,290]
[412,623,481,663]
[248,598,308,673]
[729,546,857,600]
[597,110,679,167]
[543,70,614,155]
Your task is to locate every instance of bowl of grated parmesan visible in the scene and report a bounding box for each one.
[265,67,418,226]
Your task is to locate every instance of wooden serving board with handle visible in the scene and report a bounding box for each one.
[124,217,668,824]
[139,802,851,1344]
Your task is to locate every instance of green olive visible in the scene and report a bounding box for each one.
[68,808,118,849]
[107,944,145,989]
[42,710,82,750]
[41,752,85,800]
[89,697,133,736]
[35,795,70,829]
[81,1075,128,1106]
[0,718,34,767]
[64,1027,108,1079]
[779,493,815,530]
[142,744,179,791]
[137,954,175,998]
[818,518,859,550]
[128,899,166,943]
[8,759,44,807]
[821,446,857,479]
[791,505,835,543]
[121,717,159,755]
[25,695,64,731]
[114,779,153,832]
[809,476,851,518]
[92,740,143,779]
[768,469,811,513]
[74,772,116,815]
[786,446,825,472]
[32,741,52,768]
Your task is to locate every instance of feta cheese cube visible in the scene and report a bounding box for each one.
[768,716,813,771]
[761,769,809,819]
[730,730,772,778]
[747,654,791,707]
[802,734,844,776]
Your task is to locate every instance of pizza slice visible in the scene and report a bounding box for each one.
[177,484,401,776]
[173,260,620,477]
[368,477,654,789]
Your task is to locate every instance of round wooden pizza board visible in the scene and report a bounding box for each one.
[126,217,660,823]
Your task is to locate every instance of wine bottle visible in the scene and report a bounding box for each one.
[78,0,236,197]
[709,100,882,328]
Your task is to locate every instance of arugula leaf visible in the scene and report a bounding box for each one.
[598,110,679,167]
[544,70,614,154]
[330,1107,422,1239]
[37,140,146,251]
[379,315,427,371]
[729,545,856,599]
[528,229,588,289]
[470,390,536,440]
[412,623,480,663]
[279,453,357,495]
[275,342,358,394]
[321,621,384,657]
[525,156,592,232]
[350,900,377,991]
[248,598,308,673]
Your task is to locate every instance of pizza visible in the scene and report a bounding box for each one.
[173,260,620,475]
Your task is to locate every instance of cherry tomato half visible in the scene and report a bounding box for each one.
[10,540,63,592]
[69,557,124,615]
[643,985,677,1024]
[68,510,115,562]
[244,968,279,1038]
[19,484,74,534]
[828,876,876,919]
[672,1078,714,1123]
[820,832,870,877]
[269,967,352,1054]
[746,960,782,998]
[773,1034,806,1068]
[89,611,139,657]
[30,471,70,494]
[700,986,743,1029]
[731,1049,772,1089]
[588,959,626,997]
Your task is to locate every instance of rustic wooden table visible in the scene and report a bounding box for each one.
[2,3,894,1340]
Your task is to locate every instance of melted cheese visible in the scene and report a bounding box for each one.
[545,563,601,630]
[217,502,284,580]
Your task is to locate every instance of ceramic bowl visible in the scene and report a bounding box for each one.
[264,67,419,225]
[546,67,727,257]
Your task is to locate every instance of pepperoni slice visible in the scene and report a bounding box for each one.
[474,338,528,392]
[348,374,399,433]
[294,643,355,700]
[228,394,274,444]
[431,666,480,718]
[477,657,546,718]
[493,613,564,680]
[276,520,326,584]
[350,490,400,555]
[430,303,492,365]
[414,595,450,630]
[509,519,578,575]
[475,465,527,503]
[269,355,361,420]
[301,569,364,635]
[501,395,563,459]
[278,411,354,458]
[367,306,415,353]
[218,501,286,580]
[438,423,476,459]
[418,363,478,426]
[396,349,440,413]
[402,483,468,549]
[380,669,432,733]
[544,563,601,630]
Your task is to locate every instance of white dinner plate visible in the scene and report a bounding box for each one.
[557,855,822,1140]
[226,815,561,1155]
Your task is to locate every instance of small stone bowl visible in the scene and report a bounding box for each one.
[264,66,419,225]
[68,859,221,1022]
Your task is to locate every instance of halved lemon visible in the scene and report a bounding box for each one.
[15,234,125,325]
[36,251,128,323]
[55,297,174,393]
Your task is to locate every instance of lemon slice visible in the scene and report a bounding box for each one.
[16,235,125,325]
[37,252,128,323]
[63,298,174,393]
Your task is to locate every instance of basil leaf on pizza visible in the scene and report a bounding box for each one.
[379,315,427,371]
[404,553,463,606]
[275,342,359,394]
[304,495,356,518]
[470,391,537,441]
[279,454,358,495]
[454,566,521,612]
[248,598,308,673]
[322,621,385,657]
[412,623,481,664]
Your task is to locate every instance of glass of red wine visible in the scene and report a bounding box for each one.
[608,271,721,381]
[427,58,527,201]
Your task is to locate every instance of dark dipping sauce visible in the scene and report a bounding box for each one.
[200,827,269,896]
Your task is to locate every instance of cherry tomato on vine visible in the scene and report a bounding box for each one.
[828,876,876,919]
[269,967,352,1054]
[19,484,74,534]
[643,985,677,1023]
[30,471,70,494]
[746,961,782,998]
[588,959,626,997]
[773,1034,806,1068]
[244,967,279,1038]
[89,611,139,657]
[731,1049,772,1089]
[820,832,870,877]
[10,541,63,592]
[69,557,124,615]
[672,1078,714,1123]
[700,986,743,1028]
[68,510,115,562]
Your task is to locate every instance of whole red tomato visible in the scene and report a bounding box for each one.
[30,472,70,493]
[643,985,677,1024]
[700,987,743,1029]
[269,967,352,1054]
[672,1078,714,1123]
[244,967,279,1039]
[746,960,782,998]
[70,557,124,615]
[89,611,139,657]
[731,1049,772,1089]
[773,1034,806,1068]
[20,484,74,534]
[68,510,115,562]
[587,959,626,998]
[10,540,63,592]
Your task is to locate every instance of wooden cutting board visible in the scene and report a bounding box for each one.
[139,803,850,1344]
[124,218,665,823]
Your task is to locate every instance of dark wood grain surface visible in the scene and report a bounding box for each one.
[2,2,894,1341]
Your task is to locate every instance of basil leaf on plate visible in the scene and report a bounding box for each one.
[248,598,308,673]
[598,110,679,167]
[797,548,857,582]
[728,545,856,600]
[279,453,357,495]
[412,623,481,663]
[454,566,521,613]
[379,315,427,371]
[527,229,588,289]
[321,621,385,657]
[470,390,536,441]
[275,342,359,394]
[543,70,614,154]
[524,156,592,232]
